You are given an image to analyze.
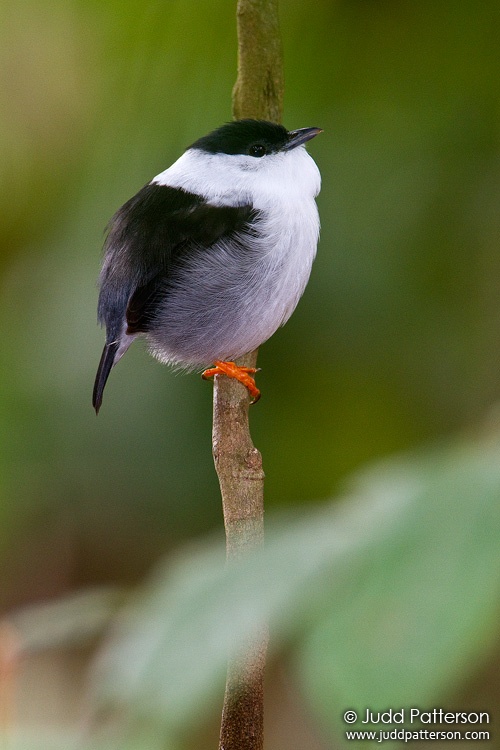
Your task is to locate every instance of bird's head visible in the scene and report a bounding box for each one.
[153,119,322,206]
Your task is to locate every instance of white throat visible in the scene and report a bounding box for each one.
[152,146,321,209]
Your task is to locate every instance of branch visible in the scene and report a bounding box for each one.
[214,1,284,748]
[232,0,284,122]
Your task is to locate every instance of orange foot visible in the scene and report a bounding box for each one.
[202,360,261,404]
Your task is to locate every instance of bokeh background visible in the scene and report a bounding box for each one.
[1,0,500,748]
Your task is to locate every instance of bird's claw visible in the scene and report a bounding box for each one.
[202,360,261,403]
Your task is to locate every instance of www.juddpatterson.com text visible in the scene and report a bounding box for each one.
[345,728,490,743]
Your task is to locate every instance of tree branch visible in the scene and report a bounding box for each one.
[214,1,284,748]
[232,0,284,122]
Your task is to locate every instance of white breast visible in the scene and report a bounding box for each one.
[149,145,321,364]
[251,193,319,328]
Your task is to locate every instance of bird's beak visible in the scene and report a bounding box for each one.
[284,127,323,150]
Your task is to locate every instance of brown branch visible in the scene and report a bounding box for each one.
[214,356,266,750]
[232,0,284,122]
[214,1,284,749]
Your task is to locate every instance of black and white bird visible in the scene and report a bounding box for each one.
[93,119,321,412]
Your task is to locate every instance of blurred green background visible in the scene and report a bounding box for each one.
[1,0,500,747]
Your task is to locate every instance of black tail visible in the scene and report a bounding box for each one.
[92,341,119,414]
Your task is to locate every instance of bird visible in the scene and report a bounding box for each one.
[93,119,321,413]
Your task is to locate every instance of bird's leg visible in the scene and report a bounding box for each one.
[202,360,261,404]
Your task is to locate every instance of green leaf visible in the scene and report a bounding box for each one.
[298,436,500,737]
[9,587,125,652]
[90,494,394,734]
[90,432,500,742]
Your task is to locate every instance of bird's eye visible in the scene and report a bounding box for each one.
[248,143,267,158]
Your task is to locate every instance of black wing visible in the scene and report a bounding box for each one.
[93,184,256,412]
[97,183,256,339]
